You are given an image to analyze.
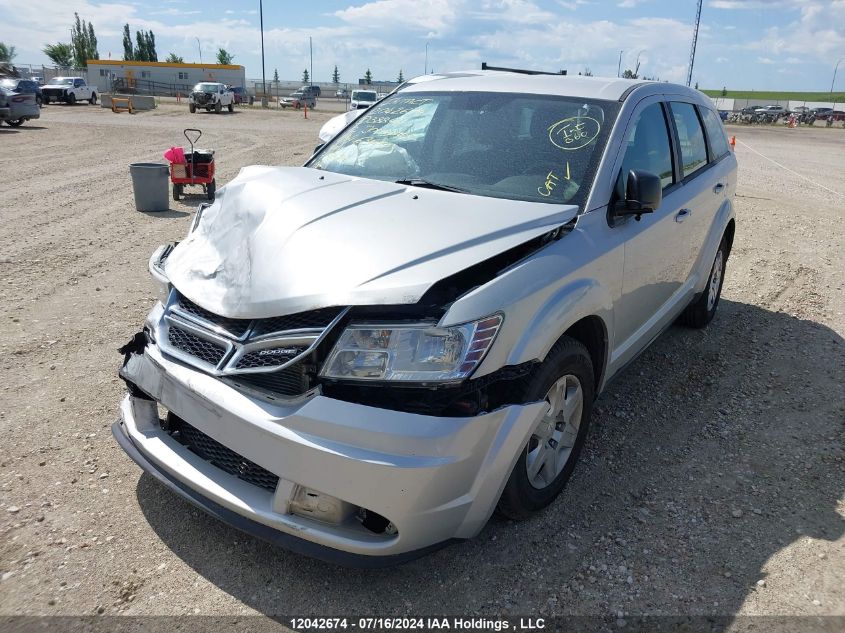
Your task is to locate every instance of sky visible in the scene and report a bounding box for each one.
[1,0,843,91]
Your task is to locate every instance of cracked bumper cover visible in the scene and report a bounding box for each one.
[114,344,546,565]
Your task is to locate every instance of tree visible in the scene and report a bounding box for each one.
[0,42,15,63]
[71,13,99,67]
[721,86,727,97]
[166,52,184,63]
[147,31,157,62]
[43,43,74,67]
[621,68,638,79]
[332,65,340,84]
[216,48,234,65]
[364,68,372,85]
[273,68,279,82]
[397,69,404,82]
[122,24,133,61]
[302,68,309,83]
[135,31,147,61]
[582,67,593,76]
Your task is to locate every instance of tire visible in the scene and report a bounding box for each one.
[67,93,76,105]
[6,119,24,127]
[215,101,222,114]
[172,184,182,201]
[497,337,595,520]
[207,179,216,200]
[89,93,97,105]
[678,237,728,329]
[189,103,196,113]
[36,95,42,108]
[227,103,234,113]
[294,102,301,110]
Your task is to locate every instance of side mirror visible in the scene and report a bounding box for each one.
[313,143,324,155]
[613,170,662,220]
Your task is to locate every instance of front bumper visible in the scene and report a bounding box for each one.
[115,343,546,565]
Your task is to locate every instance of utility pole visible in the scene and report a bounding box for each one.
[617,49,624,78]
[832,58,844,109]
[425,42,429,75]
[259,0,267,105]
[310,36,313,86]
[196,37,202,65]
[686,0,702,87]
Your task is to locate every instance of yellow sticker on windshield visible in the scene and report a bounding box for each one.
[548,117,601,150]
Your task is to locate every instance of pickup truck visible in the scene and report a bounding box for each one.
[188,82,234,114]
[42,77,97,105]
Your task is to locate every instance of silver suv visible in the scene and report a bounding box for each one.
[114,70,736,566]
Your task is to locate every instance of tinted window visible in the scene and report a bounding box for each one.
[618,102,674,190]
[699,107,731,160]
[670,102,708,177]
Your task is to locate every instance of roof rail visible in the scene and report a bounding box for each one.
[481,63,567,76]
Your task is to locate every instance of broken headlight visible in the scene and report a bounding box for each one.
[148,244,173,305]
[320,315,502,383]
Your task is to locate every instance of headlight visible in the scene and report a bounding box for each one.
[148,244,173,305]
[320,315,502,383]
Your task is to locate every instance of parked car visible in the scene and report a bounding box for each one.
[0,85,40,126]
[279,90,316,109]
[754,104,786,116]
[189,82,234,113]
[42,76,96,105]
[230,86,247,105]
[336,89,349,99]
[1,78,43,107]
[349,89,378,110]
[115,70,736,566]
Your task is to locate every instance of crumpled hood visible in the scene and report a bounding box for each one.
[165,166,578,318]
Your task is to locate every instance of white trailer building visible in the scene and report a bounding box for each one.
[88,60,246,97]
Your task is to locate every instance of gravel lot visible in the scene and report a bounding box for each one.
[0,105,843,629]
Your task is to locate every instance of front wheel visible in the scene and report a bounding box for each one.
[172,184,182,201]
[89,93,97,105]
[227,103,233,113]
[6,119,24,127]
[189,103,196,113]
[215,101,222,114]
[206,179,216,200]
[67,93,76,105]
[497,337,594,519]
[678,237,727,328]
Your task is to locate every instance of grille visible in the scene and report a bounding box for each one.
[176,296,251,338]
[251,307,345,337]
[226,365,309,397]
[235,347,308,370]
[167,326,227,366]
[174,419,279,493]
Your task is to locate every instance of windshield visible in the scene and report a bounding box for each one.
[289,92,304,98]
[0,79,18,89]
[353,91,377,102]
[52,78,75,86]
[194,83,219,93]
[308,91,619,206]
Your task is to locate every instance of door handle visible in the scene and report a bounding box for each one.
[675,208,691,223]
[713,183,725,194]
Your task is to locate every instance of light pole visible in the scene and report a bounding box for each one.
[831,57,844,109]
[259,0,267,105]
[310,36,313,87]
[635,49,645,78]
[617,49,624,77]
[195,37,202,64]
[425,42,429,75]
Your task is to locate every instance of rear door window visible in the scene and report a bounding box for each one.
[699,107,731,160]
[670,102,708,178]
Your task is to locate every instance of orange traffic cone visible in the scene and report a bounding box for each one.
[730,135,736,150]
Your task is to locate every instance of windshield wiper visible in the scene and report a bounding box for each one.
[395,178,469,194]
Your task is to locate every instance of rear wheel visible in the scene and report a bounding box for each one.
[497,337,595,519]
[172,184,182,201]
[207,179,216,200]
[89,92,97,105]
[679,237,727,328]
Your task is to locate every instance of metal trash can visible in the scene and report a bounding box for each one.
[129,162,169,212]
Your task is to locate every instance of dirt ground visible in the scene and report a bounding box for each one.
[0,104,842,629]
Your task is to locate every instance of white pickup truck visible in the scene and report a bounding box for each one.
[189,82,235,113]
[42,77,97,105]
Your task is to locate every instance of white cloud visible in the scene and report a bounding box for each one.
[757,56,775,64]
